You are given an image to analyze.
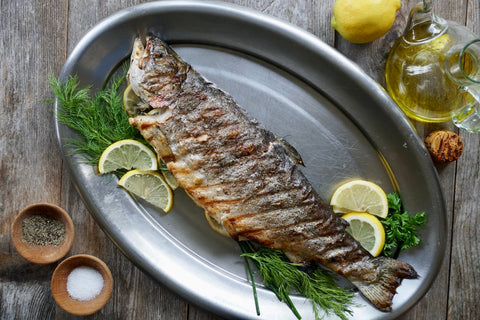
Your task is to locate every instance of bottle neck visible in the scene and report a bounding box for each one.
[403,1,447,43]
[423,0,433,12]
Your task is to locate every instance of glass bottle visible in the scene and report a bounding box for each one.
[385,0,480,132]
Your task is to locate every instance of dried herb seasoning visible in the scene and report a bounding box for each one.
[22,214,65,246]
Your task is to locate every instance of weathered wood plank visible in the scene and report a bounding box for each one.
[0,0,67,240]
[448,132,480,319]
[447,0,480,319]
[229,0,335,44]
[0,0,68,319]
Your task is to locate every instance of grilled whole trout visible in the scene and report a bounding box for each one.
[126,36,418,312]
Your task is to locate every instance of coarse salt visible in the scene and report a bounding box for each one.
[66,266,104,301]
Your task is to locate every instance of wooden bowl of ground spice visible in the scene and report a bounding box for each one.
[11,203,74,264]
[51,254,113,315]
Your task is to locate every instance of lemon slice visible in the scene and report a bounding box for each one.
[204,212,230,237]
[341,212,385,257]
[161,169,179,190]
[118,170,173,212]
[123,84,149,116]
[330,180,389,218]
[98,139,158,174]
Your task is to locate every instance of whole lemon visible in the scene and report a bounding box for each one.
[331,0,401,43]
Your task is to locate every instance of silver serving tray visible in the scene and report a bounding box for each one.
[55,1,446,319]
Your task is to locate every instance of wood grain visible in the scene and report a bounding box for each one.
[1,0,68,319]
[448,2,480,319]
[1,0,479,319]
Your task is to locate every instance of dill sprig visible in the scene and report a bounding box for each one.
[49,70,143,165]
[239,242,354,320]
[242,251,261,315]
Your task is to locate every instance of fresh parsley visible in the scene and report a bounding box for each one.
[381,192,427,258]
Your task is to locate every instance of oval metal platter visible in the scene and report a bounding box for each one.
[55,1,446,319]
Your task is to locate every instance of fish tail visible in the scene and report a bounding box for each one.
[356,257,418,312]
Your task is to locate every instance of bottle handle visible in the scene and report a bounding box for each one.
[449,39,480,132]
[452,88,480,133]
[459,39,480,84]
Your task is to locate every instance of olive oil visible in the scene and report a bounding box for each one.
[385,21,478,122]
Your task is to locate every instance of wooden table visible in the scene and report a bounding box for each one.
[1,0,479,319]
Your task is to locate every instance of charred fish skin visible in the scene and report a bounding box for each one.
[126,36,418,312]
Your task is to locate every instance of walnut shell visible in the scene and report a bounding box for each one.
[424,130,463,163]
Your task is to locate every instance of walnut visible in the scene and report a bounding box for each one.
[424,130,463,163]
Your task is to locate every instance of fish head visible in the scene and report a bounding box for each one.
[127,36,189,113]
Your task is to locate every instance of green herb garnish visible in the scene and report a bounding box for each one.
[49,70,142,165]
[381,192,427,258]
[242,249,261,316]
[239,242,354,320]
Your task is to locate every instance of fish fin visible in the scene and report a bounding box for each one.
[274,134,304,166]
[354,257,418,312]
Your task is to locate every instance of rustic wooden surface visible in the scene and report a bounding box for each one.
[1,0,479,319]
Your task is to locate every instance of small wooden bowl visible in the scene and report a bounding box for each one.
[11,203,75,264]
[51,254,113,315]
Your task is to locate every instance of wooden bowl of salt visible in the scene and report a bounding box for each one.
[51,254,113,315]
[11,203,75,264]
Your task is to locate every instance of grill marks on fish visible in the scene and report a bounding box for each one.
[126,36,418,312]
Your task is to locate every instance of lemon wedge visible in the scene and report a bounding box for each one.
[98,139,158,174]
[160,169,179,190]
[123,84,151,116]
[330,179,389,218]
[204,212,230,237]
[342,212,385,257]
[118,170,173,213]
[123,84,142,116]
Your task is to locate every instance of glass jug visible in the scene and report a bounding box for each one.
[385,0,480,132]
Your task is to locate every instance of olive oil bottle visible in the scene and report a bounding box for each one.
[385,1,480,127]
